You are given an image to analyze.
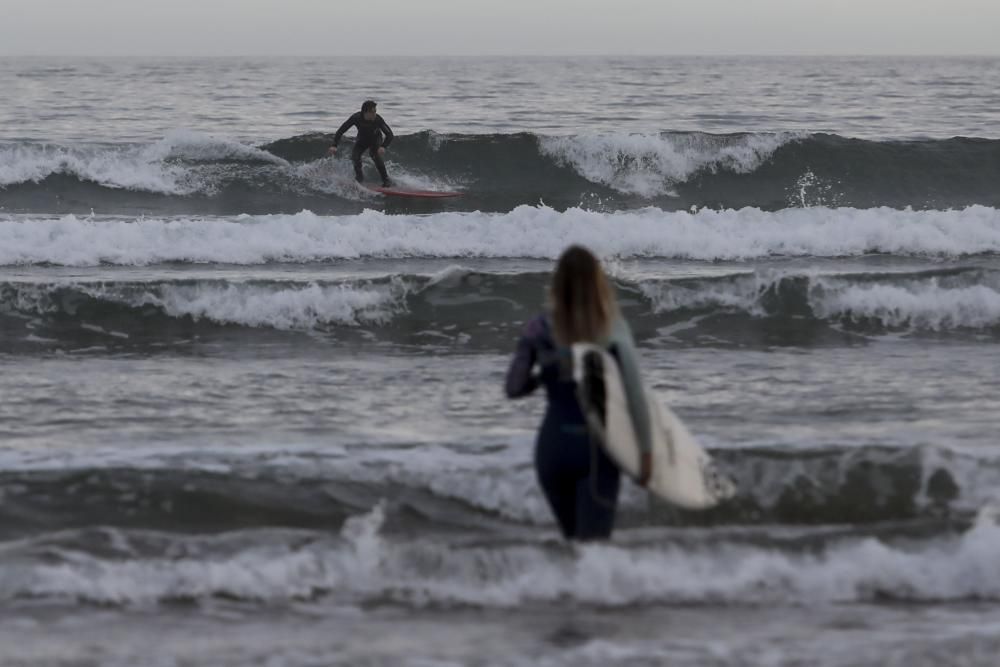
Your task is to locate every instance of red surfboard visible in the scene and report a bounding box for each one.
[365,184,462,199]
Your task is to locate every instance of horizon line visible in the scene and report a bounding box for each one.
[3,52,1000,59]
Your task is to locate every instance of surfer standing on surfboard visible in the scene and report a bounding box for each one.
[505,245,653,541]
[327,100,394,187]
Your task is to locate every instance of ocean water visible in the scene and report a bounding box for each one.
[2,56,1000,666]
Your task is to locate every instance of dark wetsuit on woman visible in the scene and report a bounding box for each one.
[505,314,652,541]
[333,112,394,185]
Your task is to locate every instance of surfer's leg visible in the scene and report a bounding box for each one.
[574,446,620,540]
[369,146,390,186]
[538,471,577,539]
[535,435,577,539]
[351,143,366,182]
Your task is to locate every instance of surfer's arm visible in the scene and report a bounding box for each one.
[332,113,359,147]
[610,318,653,457]
[505,317,548,398]
[505,335,539,398]
[378,116,394,149]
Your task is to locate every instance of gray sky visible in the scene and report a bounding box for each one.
[1,0,998,56]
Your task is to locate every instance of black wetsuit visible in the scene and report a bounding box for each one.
[505,315,622,540]
[333,112,394,184]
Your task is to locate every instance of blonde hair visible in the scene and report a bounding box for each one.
[549,245,618,345]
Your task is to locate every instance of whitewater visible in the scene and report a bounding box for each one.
[3,55,1000,667]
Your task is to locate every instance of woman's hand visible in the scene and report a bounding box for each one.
[638,451,652,487]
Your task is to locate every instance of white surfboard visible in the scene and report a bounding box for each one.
[572,343,736,509]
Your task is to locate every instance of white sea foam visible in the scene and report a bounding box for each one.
[3,205,1000,266]
[141,129,288,165]
[6,505,999,607]
[144,281,407,329]
[641,275,769,315]
[7,272,1000,335]
[0,131,285,194]
[4,281,411,330]
[0,143,194,194]
[539,132,796,196]
[812,281,1000,330]
[642,271,1000,330]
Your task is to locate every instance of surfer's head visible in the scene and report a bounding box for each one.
[549,245,617,345]
[362,100,377,121]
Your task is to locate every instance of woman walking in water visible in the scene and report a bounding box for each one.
[505,245,652,541]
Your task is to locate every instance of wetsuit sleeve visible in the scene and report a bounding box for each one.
[504,318,545,398]
[333,113,359,147]
[378,115,394,149]
[609,318,653,454]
